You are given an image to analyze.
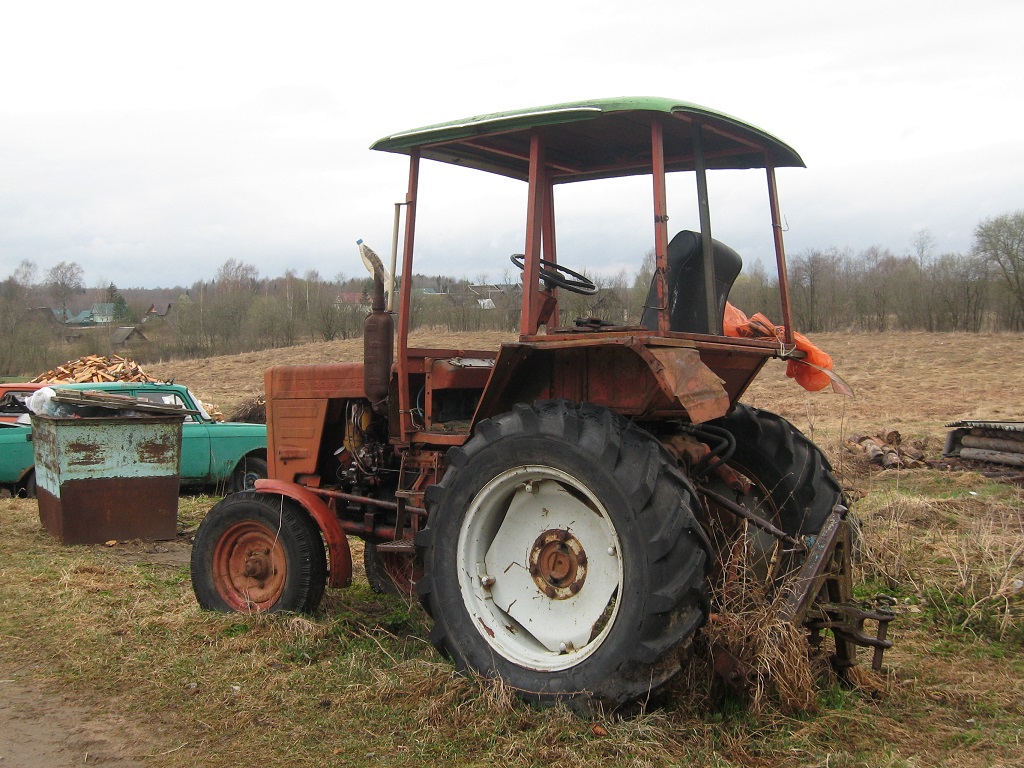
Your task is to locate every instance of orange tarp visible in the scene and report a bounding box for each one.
[723,303,834,392]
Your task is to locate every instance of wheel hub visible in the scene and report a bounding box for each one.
[474,470,623,664]
[243,548,274,581]
[211,522,288,611]
[530,529,587,599]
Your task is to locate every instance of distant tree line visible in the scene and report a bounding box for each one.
[1,210,1023,377]
[728,222,1009,334]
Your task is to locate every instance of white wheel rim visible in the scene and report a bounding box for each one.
[457,465,623,671]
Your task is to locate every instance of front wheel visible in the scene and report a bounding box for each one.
[17,470,36,499]
[417,401,709,710]
[191,491,327,613]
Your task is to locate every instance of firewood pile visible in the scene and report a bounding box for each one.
[32,355,159,384]
[846,429,927,470]
[201,401,226,422]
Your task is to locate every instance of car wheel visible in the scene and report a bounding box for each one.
[229,456,268,494]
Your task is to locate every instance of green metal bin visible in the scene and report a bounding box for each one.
[32,414,183,545]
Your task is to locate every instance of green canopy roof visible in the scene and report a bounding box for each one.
[371,97,804,183]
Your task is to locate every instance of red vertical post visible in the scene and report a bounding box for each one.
[650,117,670,335]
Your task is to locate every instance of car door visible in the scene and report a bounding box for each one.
[130,389,212,483]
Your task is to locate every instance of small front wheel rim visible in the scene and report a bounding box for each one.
[211,521,287,611]
[457,465,623,671]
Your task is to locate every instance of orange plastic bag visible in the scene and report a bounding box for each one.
[723,302,834,392]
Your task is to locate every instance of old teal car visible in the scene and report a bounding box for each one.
[0,421,36,497]
[0,382,266,497]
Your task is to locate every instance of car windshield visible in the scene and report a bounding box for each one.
[186,390,213,421]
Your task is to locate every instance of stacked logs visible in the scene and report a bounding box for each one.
[32,355,159,384]
[945,423,1024,468]
[846,429,927,469]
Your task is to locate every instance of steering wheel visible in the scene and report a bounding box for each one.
[510,254,598,295]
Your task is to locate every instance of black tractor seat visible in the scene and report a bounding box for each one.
[641,230,742,335]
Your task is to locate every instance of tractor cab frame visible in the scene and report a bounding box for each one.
[374,97,804,441]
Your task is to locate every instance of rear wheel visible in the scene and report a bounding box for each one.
[191,491,327,613]
[699,404,844,586]
[418,401,709,710]
[707,404,843,535]
[699,405,852,671]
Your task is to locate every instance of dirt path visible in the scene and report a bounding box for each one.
[0,670,150,767]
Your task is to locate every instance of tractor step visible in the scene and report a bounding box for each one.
[375,539,415,554]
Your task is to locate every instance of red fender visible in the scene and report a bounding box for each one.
[254,479,353,588]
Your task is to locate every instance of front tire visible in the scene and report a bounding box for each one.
[17,470,36,499]
[417,401,709,710]
[191,491,327,613]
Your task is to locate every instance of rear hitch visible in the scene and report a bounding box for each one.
[779,506,895,673]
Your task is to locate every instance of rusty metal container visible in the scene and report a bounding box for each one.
[31,414,183,545]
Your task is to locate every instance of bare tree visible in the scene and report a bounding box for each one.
[215,258,260,294]
[974,210,1024,330]
[911,229,937,268]
[46,260,85,321]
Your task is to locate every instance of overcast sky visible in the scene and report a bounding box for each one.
[2,1,1022,291]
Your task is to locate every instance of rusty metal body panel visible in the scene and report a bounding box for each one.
[471,333,777,426]
[32,414,182,544]
[265,363,366,481]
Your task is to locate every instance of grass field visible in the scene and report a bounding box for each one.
[1,331,1022,767]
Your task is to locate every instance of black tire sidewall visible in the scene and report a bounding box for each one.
[229,456,269,494]
[711,404,844,536]
[190,491,326,613]
[363,540,418,597]
[420,402,708,706]
[429,435,650,694]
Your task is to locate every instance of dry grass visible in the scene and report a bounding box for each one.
[3,331,1024,767]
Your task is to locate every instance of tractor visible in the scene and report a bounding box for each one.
[190,97,891,709]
